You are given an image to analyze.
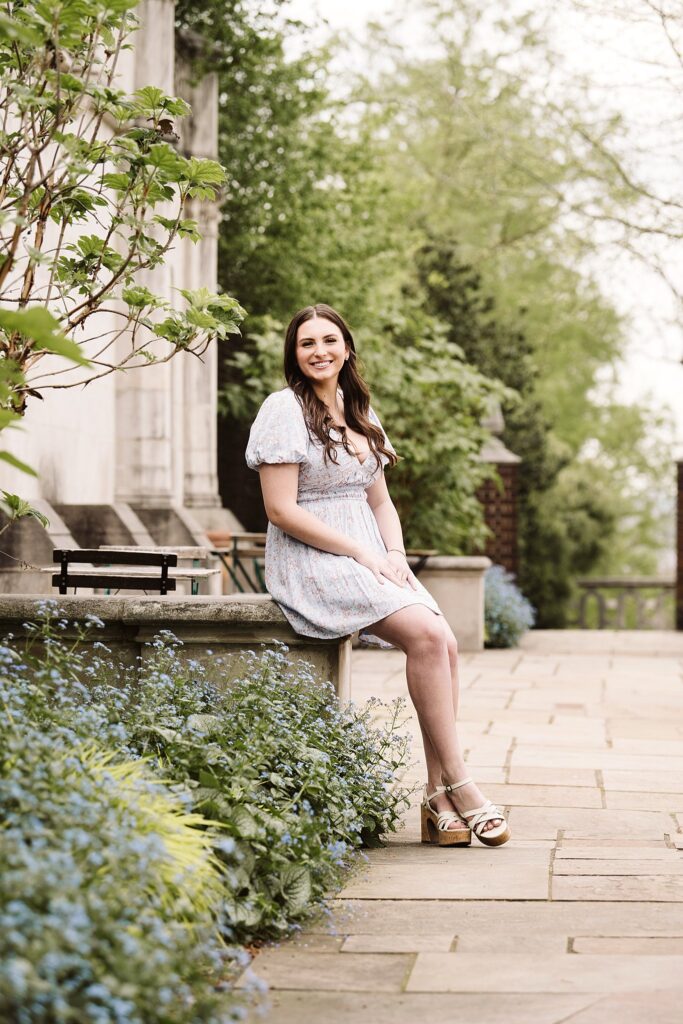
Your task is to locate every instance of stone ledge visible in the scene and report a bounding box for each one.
[414,556,492,572]
[0,593,299,626]
[0,594,351,699]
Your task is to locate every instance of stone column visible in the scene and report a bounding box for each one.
[114,0,179,507]
[677,461,683,630]
[175,41,222,509]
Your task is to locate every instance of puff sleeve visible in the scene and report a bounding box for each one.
[368,404,397,467]
[245,389,310,470]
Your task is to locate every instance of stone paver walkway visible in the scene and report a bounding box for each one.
[245,630,683,1023]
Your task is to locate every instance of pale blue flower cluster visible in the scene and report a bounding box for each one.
[485,564,536,647]
[0,602,413,1018]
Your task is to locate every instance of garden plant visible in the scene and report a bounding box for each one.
[0,0,245,489]
[0,601,412,1020]
[485,564,536,648]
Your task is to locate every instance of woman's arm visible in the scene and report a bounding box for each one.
[366,474,417,591]
[258,463,406,587]
[365,473,405,552]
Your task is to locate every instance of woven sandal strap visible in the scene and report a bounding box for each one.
[436,810,463,829]
[424,785,447,804]
[443,777,473,793]
[460,800,504,830]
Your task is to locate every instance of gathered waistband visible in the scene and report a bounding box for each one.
[298,491,367,503]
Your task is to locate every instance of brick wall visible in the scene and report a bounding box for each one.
[476,462,519,576]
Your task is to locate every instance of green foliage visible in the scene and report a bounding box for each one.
[0,0,244,448]
[1,599,413,975]
[0,652,237,1021]
[205,0,670,609]
[0,491,49,532]
[361,308,512,553]
[99,634,413,940]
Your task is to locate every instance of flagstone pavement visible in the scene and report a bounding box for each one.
[242,630,683,1024]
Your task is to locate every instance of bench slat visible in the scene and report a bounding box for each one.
[51,573,177,592]
[53,549,178,567]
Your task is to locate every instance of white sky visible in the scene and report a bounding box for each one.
[286,0,683,452]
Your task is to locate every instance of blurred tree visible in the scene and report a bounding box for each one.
[175,0,412,324]
[346,2,674,619]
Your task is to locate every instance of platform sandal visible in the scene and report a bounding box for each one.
[420,784,471,847]
[442,777,511,847]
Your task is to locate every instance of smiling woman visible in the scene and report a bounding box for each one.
[244,307,441,645]
[245,302,510,848]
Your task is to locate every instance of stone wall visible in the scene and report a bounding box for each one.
[0,595,352,700]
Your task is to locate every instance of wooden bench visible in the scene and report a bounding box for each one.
[51,549,179,595]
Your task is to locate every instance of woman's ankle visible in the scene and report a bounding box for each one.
[441,765,467,786]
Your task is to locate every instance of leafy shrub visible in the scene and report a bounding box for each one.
[0,687,236,1021]
[0,601,412,1017]
[103,636,412,941]
[484,564,536,648]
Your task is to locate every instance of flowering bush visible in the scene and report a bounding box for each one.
[0,639,238,1022]
[0,602,412,1017]
[484,564,536,648]
[109,635,412,940]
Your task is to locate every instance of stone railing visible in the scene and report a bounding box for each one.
[571,577,675,630]
[0,595,352,700]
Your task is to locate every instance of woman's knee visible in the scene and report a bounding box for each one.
[406,611,450,655]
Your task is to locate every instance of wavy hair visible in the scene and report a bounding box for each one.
[283,303,398,469]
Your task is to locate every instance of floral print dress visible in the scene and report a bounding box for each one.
[245,386,444,647]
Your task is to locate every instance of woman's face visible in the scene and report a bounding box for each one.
[295,316,348,384]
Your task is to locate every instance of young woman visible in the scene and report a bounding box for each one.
[245,303,510,847]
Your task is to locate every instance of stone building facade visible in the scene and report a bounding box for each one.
[1,1,239,593]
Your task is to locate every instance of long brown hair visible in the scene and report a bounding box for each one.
[284,303,398,469]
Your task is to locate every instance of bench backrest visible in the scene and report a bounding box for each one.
[52,549,179,596]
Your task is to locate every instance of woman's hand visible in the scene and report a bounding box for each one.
[387,549,418,590]
[353,546,418,589]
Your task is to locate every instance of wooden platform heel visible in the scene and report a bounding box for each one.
[420,785,471,847]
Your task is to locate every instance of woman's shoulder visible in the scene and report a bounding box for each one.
[261,386,302,410]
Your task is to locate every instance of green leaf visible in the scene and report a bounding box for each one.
[102,172,132,192]
[132,86,166,112]
[230,804,259,839]
[0,12,42,45]
[122,285,163,310]
[146,144,186,177]
[279,864,312,915]
[184,158,226,187]
[0,451,38,477]
[0,409,20,431]
[0,308,89,365]
[0,491,49,525]
[185,308,218,330]
[176,219,200,242]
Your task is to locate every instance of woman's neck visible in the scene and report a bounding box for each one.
[312,380,343,417]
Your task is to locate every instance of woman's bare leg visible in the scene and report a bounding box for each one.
[366,604,502,832]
